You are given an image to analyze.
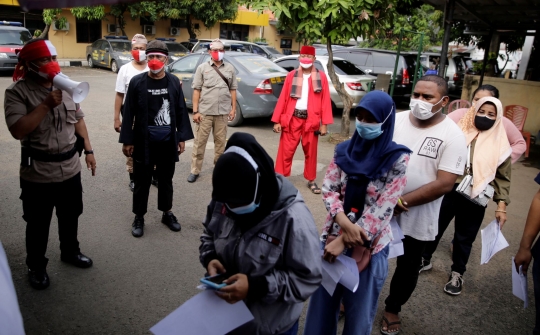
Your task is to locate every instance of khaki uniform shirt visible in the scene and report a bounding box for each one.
[4,78,84,183]
[192,60,238,116]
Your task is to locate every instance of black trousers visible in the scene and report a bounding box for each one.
[20,173,83,271]
[422,186,486,275]
[385,235,428,314]
[133,143,176,216]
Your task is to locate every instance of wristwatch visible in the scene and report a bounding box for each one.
[84,149,94,155]
[193,110,199,114]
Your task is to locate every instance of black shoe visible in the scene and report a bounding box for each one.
[162,212,181,232]
[419,257,433,273]
[132,216,145,237]
[444,271,464,295]
[187,173,199,183]
[151,178,158,188]
[28,268,50,290]
[61,253,93,268]
[129,180,135,192]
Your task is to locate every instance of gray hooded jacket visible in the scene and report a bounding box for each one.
[199,175,322,335]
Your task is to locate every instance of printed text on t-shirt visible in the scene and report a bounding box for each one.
[148,88,168,95]
[418,137,443,159]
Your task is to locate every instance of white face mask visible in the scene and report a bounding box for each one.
[300,62,313,69]
[409,97,446,120]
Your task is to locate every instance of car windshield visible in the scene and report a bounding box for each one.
[109,41,131,52]
[167,43,189,53]
[238,56,288,74]
[0,30,32,45]
[265,47,282,55]
[333,60,366,75]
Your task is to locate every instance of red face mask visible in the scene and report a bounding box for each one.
[30,61,61,81]
[131,50,146,62]
[148,59,165,74]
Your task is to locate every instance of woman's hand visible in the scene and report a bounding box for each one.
[341,220,369,248]
[515,246,533,273]
[496,201,507,228]
[207,259,226,276]
[323,235,346,263]
[216,273,249,304]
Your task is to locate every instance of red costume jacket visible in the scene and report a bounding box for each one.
[271,70,333,132]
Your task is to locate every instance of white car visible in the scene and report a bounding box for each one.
[274,55,376,110]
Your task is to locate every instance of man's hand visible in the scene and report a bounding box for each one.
[273,123,282,133]
[217,273,249,304]
[193,113,202,124]
[207,259,226,276]
[114,119,121,133]
[85,154,96,176]
[122,144,134,158]
[323,236,345,263]
[43,89,63,109]
[228,108,236,121]
[496,202,507,228]
[319,124,328,136]
[393,197,409,216]
[515,247,533,273]
[178,141,185,154]
[341,220,369,248]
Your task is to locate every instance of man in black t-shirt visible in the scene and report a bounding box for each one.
[120,40,194,238]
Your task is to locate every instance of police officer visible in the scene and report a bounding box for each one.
[4,38,96,290]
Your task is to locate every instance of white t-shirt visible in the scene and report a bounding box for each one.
[115,62,149,103]
[393,111,467,241]
[0,242,25,335]
[294,74,311,110]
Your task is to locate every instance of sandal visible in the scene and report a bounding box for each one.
[380,315,401,335]
[307,182,321,194]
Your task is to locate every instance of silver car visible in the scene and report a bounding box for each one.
[167,52,288,127]
[86,36,133,73]
[274,55,376,111]
[191,39,283,60]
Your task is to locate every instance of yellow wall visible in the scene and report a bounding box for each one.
[462,75,540,134]
[262,25,301,53]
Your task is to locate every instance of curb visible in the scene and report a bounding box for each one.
[58,61,88,67]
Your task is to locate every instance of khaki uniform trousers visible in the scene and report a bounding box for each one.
[191,114,228,175]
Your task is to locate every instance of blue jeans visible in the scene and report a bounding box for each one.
[280,319,299,335]
[533,241,540,335]
[303,245,389,335]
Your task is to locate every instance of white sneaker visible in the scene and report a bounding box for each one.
[444,271,464,295]
[418,257,433,273]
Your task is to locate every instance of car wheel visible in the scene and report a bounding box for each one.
[111,60,118,73]
[227,104,244,127]
[88,56,94,68]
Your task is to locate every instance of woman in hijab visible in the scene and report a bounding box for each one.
[303,91,411,335]
[421,97,511,296]
[199,132,322,335]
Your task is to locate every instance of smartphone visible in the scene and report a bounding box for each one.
[200,273,229,290]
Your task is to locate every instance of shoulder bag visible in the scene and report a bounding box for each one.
[455,145,494,207]
[325,233,382,273]
[211,64,230,89]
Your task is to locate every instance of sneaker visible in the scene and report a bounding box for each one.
[132,215,145,237]
[129,180,135,192]
[162,211,181,232]
[444,271,464,295]
[419,257,433,273]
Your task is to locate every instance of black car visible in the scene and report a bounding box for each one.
[329,48,425,102]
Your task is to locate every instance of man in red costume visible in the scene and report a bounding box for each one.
[272,45,333,194]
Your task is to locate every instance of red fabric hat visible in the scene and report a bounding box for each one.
[13,39,57,82]
[300,45,315,56]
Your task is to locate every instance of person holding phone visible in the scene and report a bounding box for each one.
[199,132,322,335]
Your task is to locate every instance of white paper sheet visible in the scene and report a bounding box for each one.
[388,241,404,259]
[388,218,405,259]
[337,255,359,293]
[321,265,339,296]
[320,254,359,295]
[511,257,529,308]
[150,290,254,335]
[481,220,509,264]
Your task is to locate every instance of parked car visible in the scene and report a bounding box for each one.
[167,52,288,126]
[0,21,32,72]
[417,52,466,98]
[86,36,132,73]
[329,48,424,102]
[180,40,197,51]
[191,39,282,60]
[274,55,376,111]
[155,38,190,64]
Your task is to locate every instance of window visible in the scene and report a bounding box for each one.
[349,52,368,66]
[265,47,281,55]
[0,30,31,46]
[276,59,298,72]
[219,23,249,41]
[91,40,102,48]
[167,43,189,53]
[109,41,131,52]
[97,41,109,50]
[76,18,102,43]
[333,60,365,75]
[237,56,287,74]
[171,55,201,73]
[251,45,266,56]
[373,54,396,68]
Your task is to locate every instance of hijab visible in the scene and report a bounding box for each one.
[334,90,411,214]
[457,96,511,198]
[212,132,280,228]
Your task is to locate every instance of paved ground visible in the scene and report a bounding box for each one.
[0,67,539,335]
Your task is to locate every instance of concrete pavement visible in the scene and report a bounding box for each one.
[0,67,538,334]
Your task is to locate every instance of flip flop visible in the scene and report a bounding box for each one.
[307,182,321,194]
[380,315,401,335]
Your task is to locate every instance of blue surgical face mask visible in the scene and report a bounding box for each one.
[226,172,260,215]
[355,110,391,140]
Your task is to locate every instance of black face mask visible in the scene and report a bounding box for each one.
[474,115,496,131]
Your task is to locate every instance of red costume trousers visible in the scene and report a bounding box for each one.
[275,116,318,181]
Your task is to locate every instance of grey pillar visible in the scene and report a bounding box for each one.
[438,0,455,79]
[517,31,535,80]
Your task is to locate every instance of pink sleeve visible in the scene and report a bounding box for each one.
[447,108,468,123]
[503,117,527,163]
[322,158,345,219]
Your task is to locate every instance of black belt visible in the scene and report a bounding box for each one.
[293,109,308,119]
[23,145,78,163]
